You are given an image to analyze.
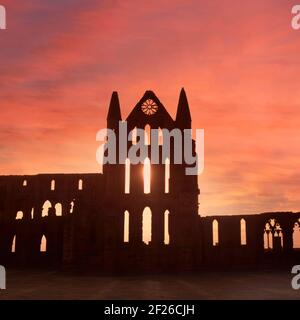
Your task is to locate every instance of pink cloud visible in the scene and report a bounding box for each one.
[0,0,300,215]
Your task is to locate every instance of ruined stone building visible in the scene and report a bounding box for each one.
[0,89,299,272]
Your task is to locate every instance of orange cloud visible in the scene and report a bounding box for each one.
[0,0,299,215]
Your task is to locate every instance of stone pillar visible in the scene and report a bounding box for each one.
[152,208,164,245]
[62,216,74,265]
[282,221,294,253]
[129,207,142,244]
[62,200,71,216]
[130,165,143,195]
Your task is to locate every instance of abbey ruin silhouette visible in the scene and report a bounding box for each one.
[0,89,299,272]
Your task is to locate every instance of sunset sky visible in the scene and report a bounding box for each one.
[0,0,300,216]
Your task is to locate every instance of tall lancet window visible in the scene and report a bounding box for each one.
[124,211,129,243]
[143,157,151,194]
[158,127,163,146]
[142,207,152,245]
[40,235,47,252]
[240,218,247,245]
[293,219,300,249]
[125,158,130,194]
[11,235,16,253]
[144,125,151,145]
[212,219,219,246]
[131,127,137,145]
[164,210,170,245]
[165,158,170,193]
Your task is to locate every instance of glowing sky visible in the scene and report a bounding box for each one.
[0,0,300,215]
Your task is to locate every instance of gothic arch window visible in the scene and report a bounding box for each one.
[69,200,75,213]
[42,200,52,217]
[144,124,151,145]
[165,158,170,194]
[55,203,62,216]
[264,222,272,249]
[125,158,130,194]
[23,180,27,187]
[16,211,23,220]
[212,219,219,246]
[124,210,129,243]
[293,219,300,249]
[31,208,34,219]
[142,207,152,245]
[158,127,163,146]
[78,179,83,190]
[143,157,151,194]
[274,220,283,248]
[40,235,47,252]
[264,219,283,250]
[130,127,137,145]
[11,235,16,253]
[240,218,247,245]
[164,210,170,245]
[51,179,55,191]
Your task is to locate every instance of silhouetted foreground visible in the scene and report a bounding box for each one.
[0,90,299,272]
